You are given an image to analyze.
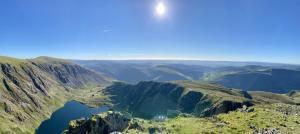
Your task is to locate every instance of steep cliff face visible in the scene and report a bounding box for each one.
[30,57,110,88]
[104,81,254,118]
[0,56,110,133]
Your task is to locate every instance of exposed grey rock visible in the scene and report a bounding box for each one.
[64,111,132,134]
[255,128,281,134]
[274,103,300,116]
[238,105,255,113]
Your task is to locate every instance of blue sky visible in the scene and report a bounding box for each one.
[0,0,300,64]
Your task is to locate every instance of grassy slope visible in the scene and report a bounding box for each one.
[249,91,298,104]
[0,56,26,64]
[173,81,249,103]
[125,104,300,134]
[174,81,300,105]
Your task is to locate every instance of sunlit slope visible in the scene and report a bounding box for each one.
[127,103,300,134]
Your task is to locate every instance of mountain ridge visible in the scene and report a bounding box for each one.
[103,80,300,118]
[0,56,111,133]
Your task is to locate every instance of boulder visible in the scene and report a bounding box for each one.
[64,111,132,134]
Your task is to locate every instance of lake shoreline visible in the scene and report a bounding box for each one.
[35,101,109,134]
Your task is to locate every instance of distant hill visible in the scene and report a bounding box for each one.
[75,60,300,93]
[205,69,300,93]
[74,60,214,83]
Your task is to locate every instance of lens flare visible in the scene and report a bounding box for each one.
[156,2,166,16]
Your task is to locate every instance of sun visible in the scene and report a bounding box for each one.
[156,2,166,16]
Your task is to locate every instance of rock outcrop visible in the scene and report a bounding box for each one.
[64,111,134,134]
[255,128,281,134]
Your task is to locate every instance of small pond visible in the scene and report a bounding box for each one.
[35,101,108,134]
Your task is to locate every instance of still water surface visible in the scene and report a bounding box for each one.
[35,101,108,134]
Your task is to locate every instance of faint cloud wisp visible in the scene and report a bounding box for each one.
[103,29,113,33]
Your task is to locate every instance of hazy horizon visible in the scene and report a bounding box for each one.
[2,54,299,66]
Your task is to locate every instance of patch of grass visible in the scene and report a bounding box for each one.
[71,86,111,107]
[250,91,299,104]
[31,56,71,65]
[0,56,26,65]
[217,104,300,133]
[173,80,250,103]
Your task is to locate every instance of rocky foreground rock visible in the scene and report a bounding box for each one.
[63,111,140,134]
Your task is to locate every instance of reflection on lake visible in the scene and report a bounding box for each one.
[152,115,167,122]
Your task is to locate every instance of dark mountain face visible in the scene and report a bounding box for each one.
[30,57,110,88]
[103,80,300,119]
[104,81,254,118]
[210,69,300,93]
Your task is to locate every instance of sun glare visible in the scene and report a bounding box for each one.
[156,2,166,16]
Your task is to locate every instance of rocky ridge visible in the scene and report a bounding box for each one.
[103,81,256,118]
